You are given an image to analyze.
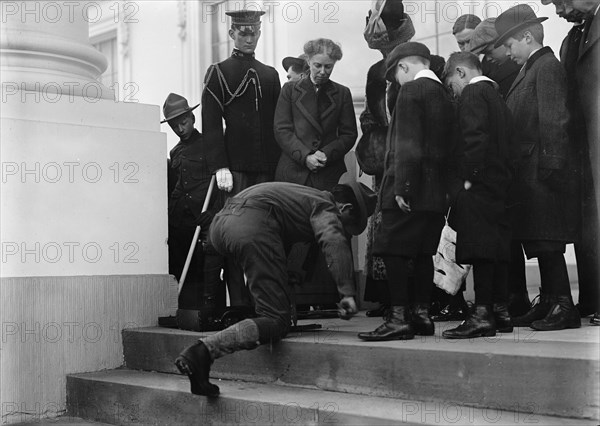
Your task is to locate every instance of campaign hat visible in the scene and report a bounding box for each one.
[161,93,199,123]
[335,173,377,236]
[494,4,548,48]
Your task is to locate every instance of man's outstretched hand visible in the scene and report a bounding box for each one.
[338,296,358,320]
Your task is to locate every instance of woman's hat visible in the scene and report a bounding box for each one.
[161,93,199,123]
[494,4,547,48]
[335,173,378,236]
[468,18,498,54]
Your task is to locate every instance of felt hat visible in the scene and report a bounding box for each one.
[468,18,499,54]
[335,173,377,236]
[282,54,308,72]
[540,0,553,5]
[226,10,265,33]
[384,41,431,81]
[161,93,199,123]
[494,4,548,48]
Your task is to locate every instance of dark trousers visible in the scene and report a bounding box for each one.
[472,261,509,305]
[384,255,434,306]
[224,171,274,306]
[168,225,224,309]
[210,200,292,343]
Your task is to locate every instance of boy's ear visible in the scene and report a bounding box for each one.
[339,203,354,213]
[456,66,466,79]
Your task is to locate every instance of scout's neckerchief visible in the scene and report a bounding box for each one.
[203,63,263,112]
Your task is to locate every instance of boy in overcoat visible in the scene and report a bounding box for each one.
[442,52,514,338]
[496,4,581,331]
[358,42,455,341]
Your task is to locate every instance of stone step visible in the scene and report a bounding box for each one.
[121,316,600,421]
[67,369,595,426]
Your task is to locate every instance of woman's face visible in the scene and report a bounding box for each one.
[308,53,337,84]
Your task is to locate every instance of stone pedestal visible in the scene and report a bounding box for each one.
[0,3,175,424]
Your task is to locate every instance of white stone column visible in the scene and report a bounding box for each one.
[1,0,113,99]
[0,3,175,424]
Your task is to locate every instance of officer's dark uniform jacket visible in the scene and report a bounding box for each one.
[216,182,356,297]
[202,49,282,174]
[169,129,228,227]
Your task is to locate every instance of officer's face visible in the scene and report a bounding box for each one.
[308,54,336,85]
[168,112,195,141]
[230,27,261,54]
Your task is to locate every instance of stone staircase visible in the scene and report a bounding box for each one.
[66,316,600,425]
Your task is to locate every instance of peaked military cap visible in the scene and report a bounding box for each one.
[226,10,265,27]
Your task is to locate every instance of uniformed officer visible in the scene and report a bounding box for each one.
[164,93,229,309]
[175,176,377,397]
[202,9,282,306]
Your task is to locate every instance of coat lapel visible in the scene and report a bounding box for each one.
[294,78,323,134]
[580,13,599,59]
[320,82,338,121]
[506,65,526,98]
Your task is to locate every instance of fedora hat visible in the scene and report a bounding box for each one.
[335,173,378,236]
[161,93,199,123]
[494,4,547,48]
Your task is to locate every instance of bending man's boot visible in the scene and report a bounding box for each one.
[493,303,513,333]
[442,305,496,339]
[412,304,434,336]
[175,319,261,396]
[175,341,219,396]
[512,290,555,327]
[531,295,581,331]
[358,306,414,341]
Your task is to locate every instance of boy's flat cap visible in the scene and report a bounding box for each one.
[385,41,431,81]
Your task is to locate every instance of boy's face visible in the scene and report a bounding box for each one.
[503,35,532,65]
[229,27,261,54]
[168,112,195,141]
[445,70,468,97]
[455,28,475,52]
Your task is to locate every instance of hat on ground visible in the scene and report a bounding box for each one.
[494,4,548,48]
[335,173,378,236]
[282,54,308,72]
[385,41,431,82]
[161,93,199,123]
[226,10,265,33]
[468,18,499,54]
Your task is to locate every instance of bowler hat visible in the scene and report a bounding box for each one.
[468,18,499,54]
[161,93,199,123]
[282,54,308,72]
[494,4,547,48]
[385,41,431,82]
[335,173,377,236]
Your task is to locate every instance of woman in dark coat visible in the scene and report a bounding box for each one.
[274,38,357,308]
[274,38,357,191]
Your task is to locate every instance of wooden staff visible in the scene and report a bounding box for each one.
[178,174,216,295]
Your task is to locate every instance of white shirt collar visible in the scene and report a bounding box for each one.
[414,69,442,84]
[469,75,499,89]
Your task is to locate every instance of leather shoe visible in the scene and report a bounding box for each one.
[358,306,414,341]
[442,305,496,339]
[366,304,389,318]
[431,303,469,322]
[531,295,581,331]
[591,312,600,326]
[412,304,434,335]
[507,292,531,317]
[493,303,513,333]
[175,341,220,396]
[513,292,555,327]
